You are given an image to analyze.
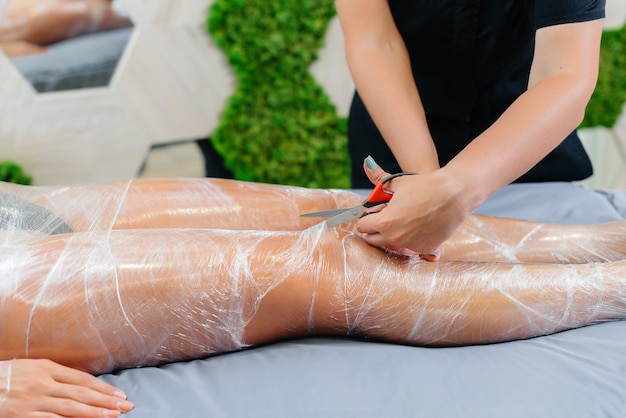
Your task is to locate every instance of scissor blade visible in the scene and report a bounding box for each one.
[324,206,367,227]
[299,208,350,218]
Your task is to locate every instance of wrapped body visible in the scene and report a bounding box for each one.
[0,178,624,376]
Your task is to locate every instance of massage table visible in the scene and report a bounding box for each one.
[100,181,626,417]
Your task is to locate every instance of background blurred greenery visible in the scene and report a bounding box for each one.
[581,23,626,128]
[0,160,32,185]
[208,0,350,188]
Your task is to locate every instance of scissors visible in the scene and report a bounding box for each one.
[300,172,416,227]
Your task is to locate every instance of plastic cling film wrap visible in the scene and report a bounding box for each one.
[444,215,626,264]
[5,226,338,373]
[0,179,362,373]
[0,178,625,375]
[340,240,626,346]
[0,178,362,233]
[0,361,11,407]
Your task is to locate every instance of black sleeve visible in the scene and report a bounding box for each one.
[535,0,606,29]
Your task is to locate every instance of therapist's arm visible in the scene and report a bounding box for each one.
[334,0,440,174]
[445,19,604,207]
[358,19,604,255]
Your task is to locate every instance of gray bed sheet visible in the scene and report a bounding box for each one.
[101,182,626,418]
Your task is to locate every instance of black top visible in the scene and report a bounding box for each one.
[348,0,606,188]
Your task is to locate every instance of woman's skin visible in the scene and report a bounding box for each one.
[1,174,625,417]
[0,0,132,57]
[334,0,604,258]
[5,174,625,264]
[0,359,134,417]
[4,224,626,373]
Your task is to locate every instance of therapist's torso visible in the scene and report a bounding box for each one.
[348,0,605,185]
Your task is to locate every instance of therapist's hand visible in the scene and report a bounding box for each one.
[0,359,134,418]
[357,159,472,260]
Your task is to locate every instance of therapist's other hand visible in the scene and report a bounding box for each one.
[0,359,134,418]
[357,159,470,260]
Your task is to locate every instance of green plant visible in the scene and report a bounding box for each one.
[0,160,32,185]
[582,23,626,128]
[208,0,350,188]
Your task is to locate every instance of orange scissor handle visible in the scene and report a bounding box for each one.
[363,172,417,208]
[363,182,393,207]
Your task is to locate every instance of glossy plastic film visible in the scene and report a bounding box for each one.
[0,178,624,385]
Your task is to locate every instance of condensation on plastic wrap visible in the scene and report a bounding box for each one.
[341,244,626,346]
[0,178,625,377]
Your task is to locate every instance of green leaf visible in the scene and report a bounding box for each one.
[207,0,350,188]
[0,160,32,185]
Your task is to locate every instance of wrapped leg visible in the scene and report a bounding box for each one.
[3,179,625,264]
[0,179,362,232]
[1,226,624,375]
[444,215,626,263]
[0,226,345,374]
[341,234,626,345]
